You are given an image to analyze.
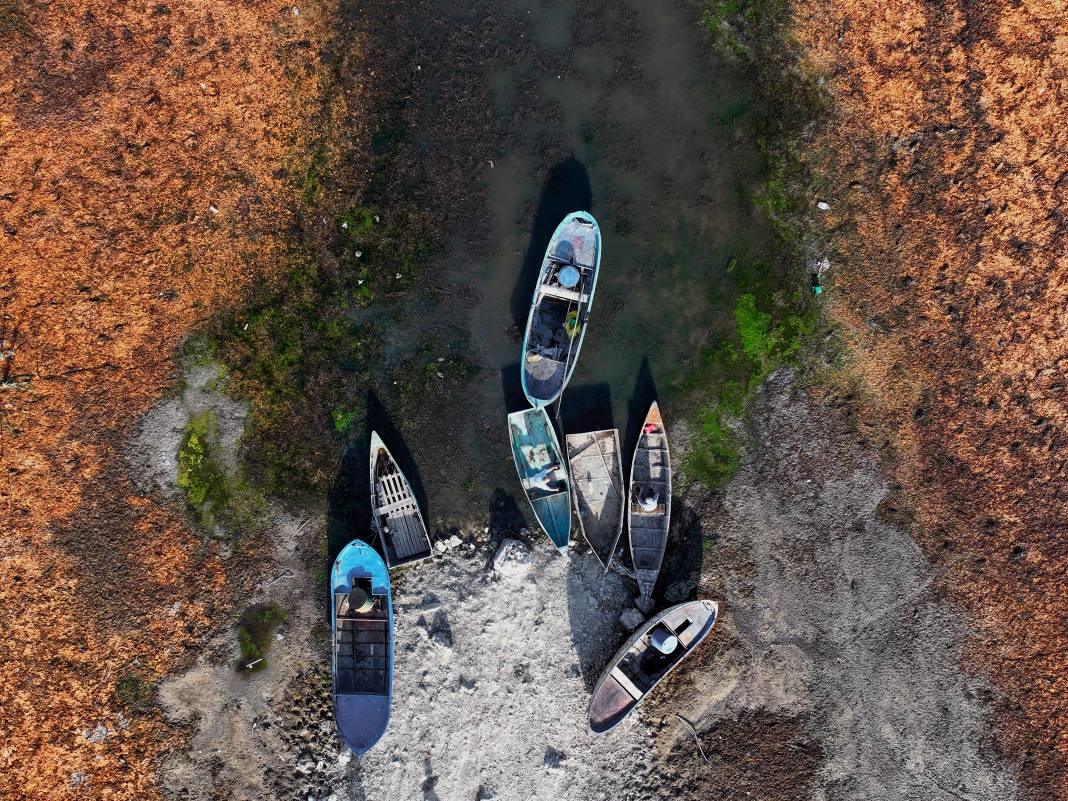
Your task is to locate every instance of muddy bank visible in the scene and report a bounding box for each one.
[784,0,1068,793]
[650,370,1019,800]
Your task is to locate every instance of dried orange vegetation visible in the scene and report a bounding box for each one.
[791,0,1068,794]
[0,1,332,797]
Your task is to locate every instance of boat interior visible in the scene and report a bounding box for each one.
[334,579,389,695]
[524,234,597,400]
[617,613,701,695]
[373,448,430,565]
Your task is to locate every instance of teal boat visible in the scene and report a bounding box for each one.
[520,211,601,408]
[507,407,571,553]
[331,539,393,755]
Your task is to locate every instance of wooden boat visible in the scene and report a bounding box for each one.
[588,600,718,734]
[331,539,393,754]
[369,431,432,569]
[565,429,624,570]
[507,407,571,553]
[520,212,602,408]
[629,401,671,607]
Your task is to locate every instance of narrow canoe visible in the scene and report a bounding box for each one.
[588,600,718,734]
[565,429,625,570]
[331,539,393,754]
[520,212,602,408]
[369,431,432,569]
[629,401,671,606]
[507,407,571,553]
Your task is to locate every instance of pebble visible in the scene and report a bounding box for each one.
[493,538,532,578]
[620,608,644,631]
[817,200,831,211]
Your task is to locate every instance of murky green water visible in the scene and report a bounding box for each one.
[332,0,777,538]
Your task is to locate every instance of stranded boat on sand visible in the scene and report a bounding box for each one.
[588,600,719,734]
[369,431,432,568]
[565,429,624,570]
[508,406,571,553]
[521,212,601,408]
[629,402,671,608]
[332,539,393,754]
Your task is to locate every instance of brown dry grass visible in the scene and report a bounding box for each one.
[790,1,1068,795]
[0,1,333,797]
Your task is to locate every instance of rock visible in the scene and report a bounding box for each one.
[447,534,462,549]
[620,608,644,631]
[435,540,448,553]
[817,200,831,211]
[664,580,694,603]
[84,723,108,743]
[337,750,352,767]
[493,538,532,578]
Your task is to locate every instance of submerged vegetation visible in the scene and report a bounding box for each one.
[237,602,286,672]
[682,0,829,488]
[176,406,264,534]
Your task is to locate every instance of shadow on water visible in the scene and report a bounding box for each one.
[499,362,526,415]
[509,157,593,329]
[559,382,614,434]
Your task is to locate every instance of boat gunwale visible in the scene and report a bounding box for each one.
[520,211,602,408]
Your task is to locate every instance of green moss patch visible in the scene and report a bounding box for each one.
[236,602,286,672]
[177,411,230,526]
[680,1,830,490]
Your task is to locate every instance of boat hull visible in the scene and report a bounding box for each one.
[369,431,432,568]
[520,211,602,408]
[331,539,393,755]
[628,401,671,605]
[588,600,718,734]
[507,407,571,552]
[566,429,624,570]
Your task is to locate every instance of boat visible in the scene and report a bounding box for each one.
[629,401,671,607]
[331,539,393,754]
[520,211,602,408]
[369,431,432,568]
[507,407,571,553]
[588,600,719,734]
[565,429,625,570]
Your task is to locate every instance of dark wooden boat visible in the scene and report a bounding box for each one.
[331,539,393,754]
[369,431,432,568]
[588,600,718,734]
[565,429,624,570]
[520,212,601,407]
[629,401,671,607]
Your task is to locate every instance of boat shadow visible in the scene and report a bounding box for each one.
[559,382,614,434]
[509,157,593,330]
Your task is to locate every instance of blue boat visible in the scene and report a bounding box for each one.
[331,539,393,755]
[507,407,571,553]
[520,211,602,408]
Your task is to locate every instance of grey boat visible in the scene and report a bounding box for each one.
[565,429,625,570]
[629,402,671,607]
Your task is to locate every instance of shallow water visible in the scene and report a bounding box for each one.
[337,0,776,552]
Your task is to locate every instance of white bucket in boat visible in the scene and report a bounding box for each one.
[650,627,678,654]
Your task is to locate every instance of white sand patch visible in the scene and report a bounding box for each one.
[353,543,652,801]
